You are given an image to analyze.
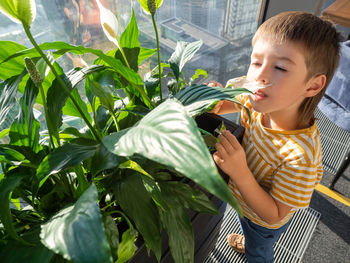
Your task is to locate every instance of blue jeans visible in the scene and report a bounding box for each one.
[239,217,290,263]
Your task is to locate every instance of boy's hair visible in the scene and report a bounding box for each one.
[253,11,341,126]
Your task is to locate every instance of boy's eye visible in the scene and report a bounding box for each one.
[251,62,261,66]
[275,66,287,71]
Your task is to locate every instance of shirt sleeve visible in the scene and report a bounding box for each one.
[270,158,322,208]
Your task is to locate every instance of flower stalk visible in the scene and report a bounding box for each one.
[23,24,102,143]
[151,13,162,101]
[24,57,55,149]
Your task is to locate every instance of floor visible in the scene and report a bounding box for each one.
[302,167,350,263]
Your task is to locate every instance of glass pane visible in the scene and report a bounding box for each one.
[0,0,261,82]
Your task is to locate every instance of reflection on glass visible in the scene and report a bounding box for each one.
[0,0,260,83]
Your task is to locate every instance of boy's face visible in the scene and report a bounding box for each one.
[246,38,313,119]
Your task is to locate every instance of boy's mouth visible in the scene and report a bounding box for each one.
[253,90,267,101]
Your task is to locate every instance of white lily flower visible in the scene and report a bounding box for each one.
[226,76,272,93]
[95,0,121,49]
[0,0,36,26]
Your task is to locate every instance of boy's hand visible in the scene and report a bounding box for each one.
[205,81,223,88]
[213,130,248,181]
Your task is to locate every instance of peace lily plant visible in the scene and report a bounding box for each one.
[0,0,250,262]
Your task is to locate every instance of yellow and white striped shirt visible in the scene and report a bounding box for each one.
[229,94,323,229]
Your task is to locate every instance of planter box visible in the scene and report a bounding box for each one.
[130,113,244,263]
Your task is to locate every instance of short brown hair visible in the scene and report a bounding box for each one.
[253,11,341,126]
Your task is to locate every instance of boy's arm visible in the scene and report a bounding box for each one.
[214,130,292,224]
[211,100,240,115]
[206,81,241,115]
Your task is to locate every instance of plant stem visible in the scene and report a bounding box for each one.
[110,111,120,132]
[151,14,162,102]
[23,25,102,143]
[108,210,134,230]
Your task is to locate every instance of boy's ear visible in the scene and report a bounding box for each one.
[305,74,326,97]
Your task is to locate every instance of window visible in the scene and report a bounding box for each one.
[0,0,261,83]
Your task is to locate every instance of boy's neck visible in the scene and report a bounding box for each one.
[262,113,310,131]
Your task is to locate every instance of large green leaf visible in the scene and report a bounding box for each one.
[0,0,36,26]
[9,77,41,153]
[103,99,241,212]
[0,172,27,241]
[113,172,162,261]
[36,143,98,186]
[0,41,27,79]
[175,84,251,118]
[40,184,112,263]
[168,40,203,75]
[0,227,54,263]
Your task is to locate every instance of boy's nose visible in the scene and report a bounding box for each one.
[255,66,271,84]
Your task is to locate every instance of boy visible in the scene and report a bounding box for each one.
[210,11,340,262]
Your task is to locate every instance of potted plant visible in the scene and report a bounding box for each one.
[0,0,250,262]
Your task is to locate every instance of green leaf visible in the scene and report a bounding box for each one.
[90,143,121,176]
[189,68,207,85]
[175,84,251,118]
[168,40,203,73]
[117,104,148,131]
[62,88,91,122]
[73,165,90,199]
[116,229,137,263]
[115,47,140,72]
[2,42,144,86]
[118,160,154,179]
[159,181,218,214]
[103,99,241,213]
[120,9,140,48]
[88,79,114,111]
[0,227,54,263]
[138,47,156,65]
[0,73,23,130]
[9,77,41,153]
[0,172,27,241]
[159,205,194,263]
[36,143,98,186]
[0,146,26,162]
[102,214,119,259]
[113,173,162,262]
[47,65,101,140]
[0,0,37,26]
[60,127,94,140]
[0,41,27,79]
[40,184,113,263]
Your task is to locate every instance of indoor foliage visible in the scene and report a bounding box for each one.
[0,0,250,262]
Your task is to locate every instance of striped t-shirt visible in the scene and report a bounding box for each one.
[228,94,323,229]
